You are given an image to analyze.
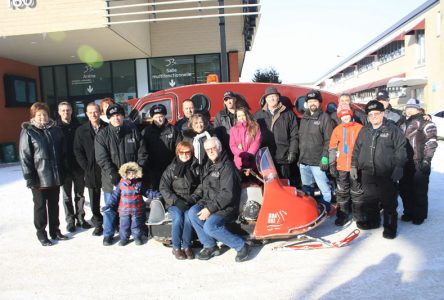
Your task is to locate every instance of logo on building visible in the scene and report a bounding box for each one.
[9,0,36,9]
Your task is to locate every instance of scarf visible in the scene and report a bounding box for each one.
[193,131,211,164]
[30,118,55,130]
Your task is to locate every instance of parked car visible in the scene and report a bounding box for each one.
[431,110,444,140]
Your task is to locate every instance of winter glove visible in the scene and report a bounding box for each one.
[320,156,329,172]
[329,164,338,178]
[174,199,189,212]
[110,172,120,186]
[350,167,358,180]
[391,166,404,182]
[419,160,431,174]
[287,152,297,164]
[26,179,37,189]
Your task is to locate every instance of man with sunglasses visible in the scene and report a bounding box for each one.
[351,100,406,239]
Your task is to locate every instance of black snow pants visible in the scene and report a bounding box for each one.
[336,170,363,215]
[399,161,430,221]
[32,187,61,239]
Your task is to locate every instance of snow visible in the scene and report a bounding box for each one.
[1,142,444,300]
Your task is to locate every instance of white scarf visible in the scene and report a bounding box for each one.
[193,131,211,163]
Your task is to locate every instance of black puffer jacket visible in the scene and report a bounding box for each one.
[56,118,83,175]
[74,120,108,188]
[159,157,201,211]
[19,120,66,188]
[254,103,299,164]
[402,113,438,163]
[138,120,181,172]
[299,109,333,166]
[192,152,241,219]
[352,120,407,176]
[95,121,141,192]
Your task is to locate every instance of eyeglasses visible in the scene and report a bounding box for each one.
[224,98,233,102]
[178,150,192,155]
[368,112,382,118]
[204,146,218,152]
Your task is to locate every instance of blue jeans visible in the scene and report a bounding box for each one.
[103,192,117,238]
[188,204,245,252]
[119,214,143,241]
[299,164,332,202]
[168,206,193,249]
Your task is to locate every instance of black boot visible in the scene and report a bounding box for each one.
[335,210,351,226]
[37,232,53,247]
[382,213,398,239]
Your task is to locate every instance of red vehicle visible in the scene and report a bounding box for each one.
[127,82,340,124]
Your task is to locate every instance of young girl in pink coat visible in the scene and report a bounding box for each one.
[229,106,262,170]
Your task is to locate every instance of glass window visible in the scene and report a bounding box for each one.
[68,63,111,97]
[326,102,337,114]
[149,56,195,91]
[191,93,211,113]
[195,54,220,84]
[54,66,68,101]
[112,60,137,102]
[416,30,425,65]
[40,67,56,105]
[137,99,173,124]
[295,96,306,114]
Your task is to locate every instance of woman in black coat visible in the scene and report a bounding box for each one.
[159,141,201,260]
[182,113,215,166]
[19,102,69,246]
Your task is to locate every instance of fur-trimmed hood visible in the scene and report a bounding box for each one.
[118,162,143,179]
[21,119,56,130]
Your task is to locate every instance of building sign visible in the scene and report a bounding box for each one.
[68,63,111,96]
[9,0,36,9]
[149,56,195,91]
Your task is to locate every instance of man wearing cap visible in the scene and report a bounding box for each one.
[331,93,368,127]
[214,91,238,158]
[254,86,299,181]
[399,99,438,225]
[95,104,141,245]
[138,104,181,192]
[376,90,404,126]
[351,100,406,239]
[175,99,195,132]
[298,89,334,211]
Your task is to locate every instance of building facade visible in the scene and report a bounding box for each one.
[0,0,259,161]
[315,0,444,114]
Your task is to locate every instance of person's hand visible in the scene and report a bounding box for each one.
[243,169,251,176]
[419,160,431,174]
[423,114,432,121]
[320,156,329,171]
[197,207,211,221]
[329,164,338,178]
[26,179,36,189]
[391,166,404,182]
[175,199,188,212]
[350,167,358,180]
[287,152,297,164]
[110,172,120,186]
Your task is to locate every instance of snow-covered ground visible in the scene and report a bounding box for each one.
[1,142,443,300]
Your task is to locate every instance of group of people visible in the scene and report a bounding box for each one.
[18,86,438,262]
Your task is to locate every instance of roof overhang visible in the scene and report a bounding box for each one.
[387,77,427,88]
[343,73,405,94]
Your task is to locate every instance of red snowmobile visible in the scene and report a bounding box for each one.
[147,147,359,250]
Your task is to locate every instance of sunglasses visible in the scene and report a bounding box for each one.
[179,150,192,155]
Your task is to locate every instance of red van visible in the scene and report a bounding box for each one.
[127,82,340,124]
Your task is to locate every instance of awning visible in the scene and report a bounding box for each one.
[342,73,406,94]
[405,19,425,35]
[387,77,427,87]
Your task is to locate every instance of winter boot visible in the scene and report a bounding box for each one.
[335,210,351,226]
[382,213,397,239]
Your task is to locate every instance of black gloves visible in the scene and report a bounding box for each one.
[419,160,431,174]
[329,164,338,178]
[24,174,37,189]
[320,156,329,172]
[174,199,189,212]
[287,152,297,164]
[391,166,404,182]
[350,167,358,180]
[110,172,120,186]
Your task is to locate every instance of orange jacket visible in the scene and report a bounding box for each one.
[329,122,363,171]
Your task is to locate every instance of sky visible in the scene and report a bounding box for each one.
[240,0,429,84]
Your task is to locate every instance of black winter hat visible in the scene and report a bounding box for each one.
[305,89,322,102]
[106,104,125,119]
[223,91,236,100]
[365,100,385,114]
[150,104,167,117]
[376,90,389,101]
[262,86,281,99]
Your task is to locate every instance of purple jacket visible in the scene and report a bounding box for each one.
[229,122,261,170]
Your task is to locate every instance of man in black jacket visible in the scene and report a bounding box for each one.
[138,104,181,191]
[175,99,195,132]
[57,102,90,233]
[331,93,368,127]
[298,90,334,211]
[214,91,237,158]
[376,90,404,126]
[188,137,250,262]
[254,86,299,182]
[351,100,407,239]
[74,102,108,236]
[95,104,141,245]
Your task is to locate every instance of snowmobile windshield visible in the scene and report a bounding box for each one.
[256,147,278,184]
